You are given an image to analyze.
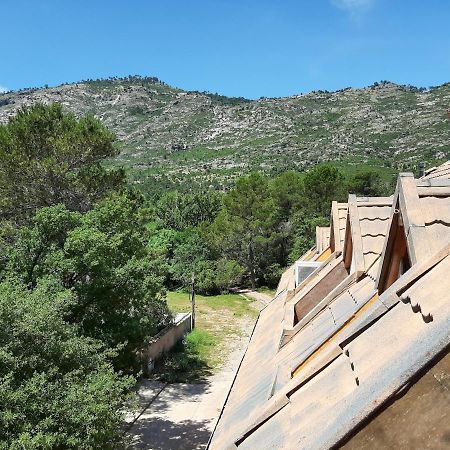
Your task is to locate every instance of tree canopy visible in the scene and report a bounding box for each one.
[0,104,168,449]
[0,103,125,224]
[3,193,170,369]
[0,278,134,449]
[147,164,389,293]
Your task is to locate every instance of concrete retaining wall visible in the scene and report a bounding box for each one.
[140,312,192,373]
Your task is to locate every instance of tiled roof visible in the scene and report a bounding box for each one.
[209,290,288,449]
[337,203,348,248]
[421,160,450,180]
[275,263,295,296]
[377,172,450,290]
[416,179,450,257]
[330,201,348,252]
[315,226,330,255]
[343,196,392,272]
[208,162,450,450]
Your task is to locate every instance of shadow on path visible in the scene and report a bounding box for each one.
[130,417,211,450]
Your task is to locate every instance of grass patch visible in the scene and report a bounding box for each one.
[153,329,216,383]
[167,291,258,319]
[152,291,258,382]
[327,158,397,184]
[186,328,217,360]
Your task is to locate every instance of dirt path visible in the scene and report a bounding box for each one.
[238,289,273,310]
[126,320,254,450]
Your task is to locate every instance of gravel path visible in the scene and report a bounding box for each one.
[126,321,255,450]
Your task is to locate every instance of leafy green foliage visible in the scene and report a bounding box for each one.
[0,104,173,448]
[147,165,388,291]
[215,258,246,292]
[206,167,345,287]
[153,329,216,383]
[347,170,391,196]
[288,214,329,263]
[0,278,133,449]
[3,194,170,370]
[153,191,222,230]
[0,103,125,224]
[270,171,304,221]
[211,172,276,288]
[302,165,346,216]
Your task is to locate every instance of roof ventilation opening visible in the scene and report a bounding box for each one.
[378,207,412,294]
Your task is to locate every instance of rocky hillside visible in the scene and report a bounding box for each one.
[0,76,449,192]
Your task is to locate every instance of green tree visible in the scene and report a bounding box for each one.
[169,229,210,288]
[0,103,125,224]
[302,165,346,216]
[211,172,276,288]
[0,278,133,449]
[268,172,305,267]
[288,213,329,263]
[270,170,304,221]
[215,258,245,292]
[4,194,169,369]
[348,170,387,196]
[154,191,222,230]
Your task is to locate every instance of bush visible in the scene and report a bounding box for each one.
[185,329,217,356]
[153,330,215,382]
[215,258,246,292]
[3,194,170,370]
[0,279,133,449]
[193,259,217,295]
[262,263,284,288]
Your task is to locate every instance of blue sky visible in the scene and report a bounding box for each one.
[1,0,449,98]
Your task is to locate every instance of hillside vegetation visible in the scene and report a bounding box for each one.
[0,76,449,192]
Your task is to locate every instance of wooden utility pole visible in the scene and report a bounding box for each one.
[191,272,196,330]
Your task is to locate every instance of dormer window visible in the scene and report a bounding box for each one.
[294,261,321,287]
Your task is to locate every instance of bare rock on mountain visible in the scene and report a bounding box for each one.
[0,77,449,191]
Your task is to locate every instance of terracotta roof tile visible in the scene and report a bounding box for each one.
[422,160,450,180]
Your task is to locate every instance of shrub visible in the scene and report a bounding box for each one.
[3,194,170,370]
[153,330,215,382]
[0,279,133,449]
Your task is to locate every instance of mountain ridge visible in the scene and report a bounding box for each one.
[1,76,449,192]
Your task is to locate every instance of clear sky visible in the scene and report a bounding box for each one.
[1,0,449,98]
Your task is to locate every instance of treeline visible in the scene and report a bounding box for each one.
[147,166,390,294]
